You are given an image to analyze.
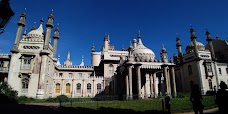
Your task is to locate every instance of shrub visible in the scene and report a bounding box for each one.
[57,95,69,106]
[0,82,18,104]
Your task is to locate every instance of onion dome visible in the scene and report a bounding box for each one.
[132,38,155,62]
[185,41,205,53]
[23,23,44,41]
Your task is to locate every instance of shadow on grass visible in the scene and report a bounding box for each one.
[58,106,170,113]
[0,104,170,114]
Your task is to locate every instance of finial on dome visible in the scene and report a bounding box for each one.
[40,17,44,23]
[138,30,141,39]
[31,22,36,30]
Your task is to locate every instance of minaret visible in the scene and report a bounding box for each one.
[64,51,72,66]
[91,43,95,52]
[53,23,60,58]
[56,54,61,65]
[103,35,109,51]
[160,44,168,63]
[79,55,85,66]
[22,27,27,39]
[11,8,26,53]
[190,25,199,58]
[176,33,183,64]
[206,28,216,60]
[43,10,54,50]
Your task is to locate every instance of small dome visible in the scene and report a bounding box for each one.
[133,38,155,62]
[186,41,205,53]
[26,24,44,40]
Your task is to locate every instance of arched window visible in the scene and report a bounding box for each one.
[109,64,114,75]
[208,79,213,89]
[87,83,91,93]
[55,83,60,93]
[76,83,81,93]
[97,83,102,93]
[22,78,29,89]
[188,65,192,75]
[66,83,71,94]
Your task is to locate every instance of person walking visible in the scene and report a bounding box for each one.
[165,92,171,114]
[215,81,228,114]
[190,84,204,114]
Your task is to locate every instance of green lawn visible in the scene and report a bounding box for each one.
[60,95,217,113]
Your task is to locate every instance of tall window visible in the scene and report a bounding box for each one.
[0,61,3,67]
[76,83,81,93]
[69,73,73,78]
[219,68,222,75]
[22,78,29,89]
[66,83,71,94]
[206,64,212,72]
[87,83,91,93]
[188,65,192,75]
[55,83,60,93]
[21,57,32,69]
[97,83,102,93]
[59,73,63,77]
[21,77,29,95]
[208,79,212,89]
[109,64,114,75]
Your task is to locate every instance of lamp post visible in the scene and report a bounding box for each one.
[0,0,14,34]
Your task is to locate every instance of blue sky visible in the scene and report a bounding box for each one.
[1,0,228,65]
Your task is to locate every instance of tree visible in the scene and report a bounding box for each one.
[0,82,18,104]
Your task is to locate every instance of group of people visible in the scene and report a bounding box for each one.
[164,81,228,114]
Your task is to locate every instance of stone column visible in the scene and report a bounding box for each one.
[164,66,170,95]
[150,74,154,98]
[153,73,158,98]
[171,67,177,97]
[136,65,141,99]
[128,65,133,100]
[125,74,129,99]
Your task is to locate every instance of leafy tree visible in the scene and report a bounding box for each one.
[0,82,18,104]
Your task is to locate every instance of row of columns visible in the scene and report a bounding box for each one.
[125,65,177,100]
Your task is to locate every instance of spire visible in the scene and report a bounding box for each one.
[31,22,36,30]
[216,35,220,40]
[17,8,26,27]
[176,33,182,48]
[56,54,61,65]
[53,23,60,39]
[190,24,197,40]
[46,9,54,28]
[206,28,213,41]
[137,31,143,45]
[67,51,70,60]
[23,27,27,35]
[79,55,84,66]
[64,51,72,66]
[138,30,141,39]
[91,43,95,52]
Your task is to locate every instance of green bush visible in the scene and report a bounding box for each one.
[0,82,18,104]
[45,97,58,102]
[57,95,69,106]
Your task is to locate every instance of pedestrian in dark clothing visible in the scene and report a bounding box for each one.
[215,81,228,114]
[165,93,171,114]
[190,84,204,114]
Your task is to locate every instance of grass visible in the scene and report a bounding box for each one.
[19,95,217,113]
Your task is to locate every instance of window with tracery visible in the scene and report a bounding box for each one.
[66,83,71,94]
[76,83,81,93]
[55,83,60,93]
[87,83,91,93]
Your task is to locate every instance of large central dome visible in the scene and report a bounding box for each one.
[26,24,44,40]
[186,41,205,53]
[133,38,155,62]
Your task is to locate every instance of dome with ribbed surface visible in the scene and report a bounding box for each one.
[133,38,155,62]
[186,41,205,53]
[26,24,44,41]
